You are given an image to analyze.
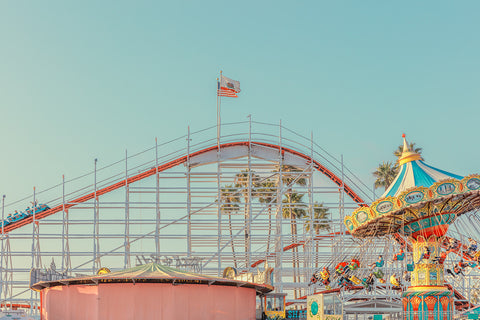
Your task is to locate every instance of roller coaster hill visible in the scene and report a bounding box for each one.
[1,121,480,319]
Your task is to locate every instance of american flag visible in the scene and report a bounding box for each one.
[217,82,238,97]
[217,74,240,98]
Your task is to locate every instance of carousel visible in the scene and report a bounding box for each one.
[344,135,480,320]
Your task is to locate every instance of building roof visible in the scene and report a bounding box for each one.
[31,262,273,295]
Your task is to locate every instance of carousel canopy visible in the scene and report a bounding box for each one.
[344,134,480,238]
[381,135,463,198]
[31,262,273,294]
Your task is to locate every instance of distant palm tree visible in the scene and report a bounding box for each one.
[218,186,241,268]
[257,179,277,254]
[305,203,331,234]
[282,192,307,299]
[282,193,308,239]
[394,142,423,158]
[278,166,308,234]
[373,161,398,190]
[305,203,331,269]
[279,165,307,190]
[234,170,260,267]
[275,165,308,297]
[277,165,309,299]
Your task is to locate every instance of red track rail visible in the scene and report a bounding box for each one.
[4,141,366,233]
[251,232,344,268]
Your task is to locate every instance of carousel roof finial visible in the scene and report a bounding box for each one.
[398,133,422,166]
[402,133,409,152]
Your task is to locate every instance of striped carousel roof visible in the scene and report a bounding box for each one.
[381,135,463,198]
[31,262,273,294]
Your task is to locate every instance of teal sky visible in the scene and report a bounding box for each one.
[1,1,479,206]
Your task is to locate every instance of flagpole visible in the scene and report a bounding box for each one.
[216,71,222,277]
[217,71,222,150]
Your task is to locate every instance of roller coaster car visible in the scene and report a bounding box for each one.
[35,204,50,213]
[10,211,28,223]
[1,204,50,227]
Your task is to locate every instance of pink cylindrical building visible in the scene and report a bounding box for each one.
[31,263,272,320]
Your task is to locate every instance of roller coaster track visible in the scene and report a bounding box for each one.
[4,141,366,234]
[1,137,371,311]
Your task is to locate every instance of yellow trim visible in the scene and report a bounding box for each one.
[398,152,423,166]
[398,135,423,165]
[343,174,480,236]
[265,310,285,318]
[344,216,357,231]
[97,267,111,275]
[370,197,398,217]
[397,186,429,205]
[352,207,371,225]
[406,286,449,291]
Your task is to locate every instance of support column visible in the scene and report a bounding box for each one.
[186,127,192,258]
[30,187,41,316]
[1,235,12,310]
[124,150,130,269]
[216,124,222,276]
[93,159,100,273]
[155,138,161,262]
[247,115,252,270]
[274,120,284,293]
[306,132,314,297]
[61,175,71,274]
[403,233,453,320]
[0,195,12,309]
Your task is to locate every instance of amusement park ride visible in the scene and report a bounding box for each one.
[342,135,480,320]
[1,121,480,319]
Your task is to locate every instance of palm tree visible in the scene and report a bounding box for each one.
[305,203,331,269]
[305,203,331,234]
[234,170,260,267]
[277,165,308,299]
[394,142,422,158]
[279,165,307,189]
[257,179,277,254]
[282,193,307,238]
[218,186,241,268]
[282,192,307,299]
[373,161,398,190]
